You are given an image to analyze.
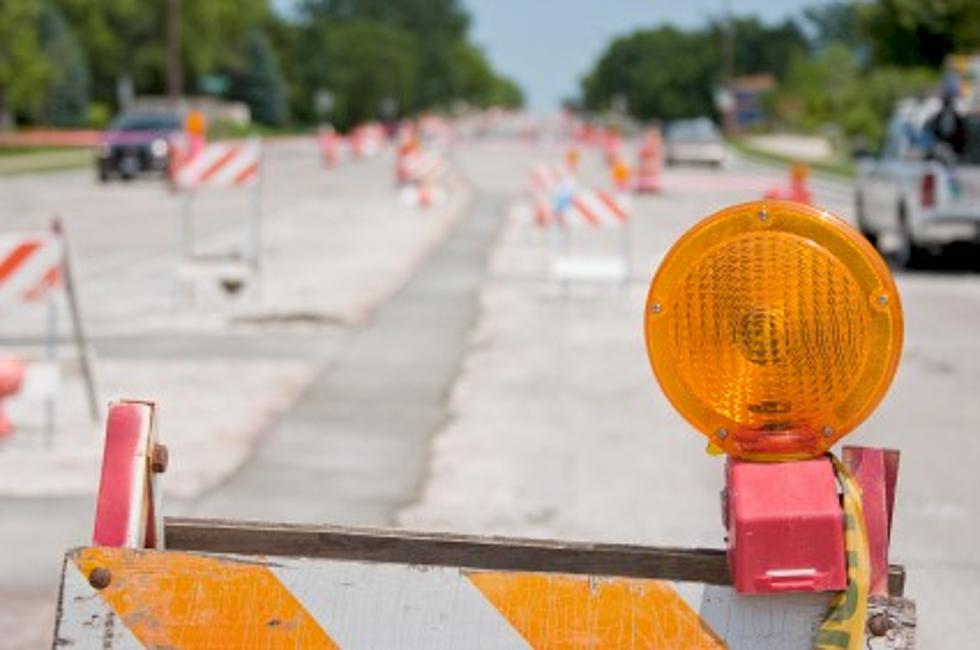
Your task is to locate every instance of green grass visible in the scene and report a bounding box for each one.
[0,148,93,175]
[728,137,856,179]
[0,145,80,157]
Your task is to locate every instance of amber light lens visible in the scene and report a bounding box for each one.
[644,201,903,460]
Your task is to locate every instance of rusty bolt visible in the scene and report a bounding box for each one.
[88,567,112,590]
[867,613,890,637]
[151,444,169,474]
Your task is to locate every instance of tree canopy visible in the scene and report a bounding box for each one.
[1,0,522,129]
[582,18,807,121]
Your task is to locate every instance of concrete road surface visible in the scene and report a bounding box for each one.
[2,134,977,647]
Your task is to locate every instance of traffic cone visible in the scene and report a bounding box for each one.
[417,181,433,208]
[634,130,663,193]
[0,357,26,439]
[764,162,812,205]
[788,162,813,204]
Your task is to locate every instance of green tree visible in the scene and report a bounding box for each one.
[0,0,49,126]
[582,19,807,122]
[859,0,980,67]
[778,41,936,146]
[38,2,91,126]
[800,2,862,52]
[447,43,522,109]
[582,27,718,120]
[299,0,484,111]
[52,0,269,107]
[226,29,288,126]
[300,19,418,129]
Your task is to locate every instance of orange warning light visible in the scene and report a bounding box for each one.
[185,110,206,137]
[644,200,903,460]
[565,148,581,170]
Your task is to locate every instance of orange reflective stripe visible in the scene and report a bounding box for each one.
[0,241,39,282]
[75,548,337,649]
[468,572,724,649]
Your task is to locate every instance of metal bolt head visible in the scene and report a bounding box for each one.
[867,613,890,637]
[878,294,889,305]
[651,303,662,314]
[757,208,769,221]
[716,428,728,440]
[821,426,834,438]
[88,567,112,590]
[151,444,169,474]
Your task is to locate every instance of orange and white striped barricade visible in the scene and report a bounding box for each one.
[635,129,663,193]
[527,161,574,227]
[400,151,448,209]
[172,138,262,298]
[317,126,346,167]
[546,188,632,285]
[0,220,99,439]
[763,162,813,204]
[348,122,387,159]
[54,401,915,648]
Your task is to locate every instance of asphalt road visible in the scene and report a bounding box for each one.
[2,135,978,647]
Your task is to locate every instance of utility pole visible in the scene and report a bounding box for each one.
[166,0,183,102]
[721,0,736,133]
[723,0,734,86]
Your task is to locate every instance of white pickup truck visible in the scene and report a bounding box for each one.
[855,97,980,266]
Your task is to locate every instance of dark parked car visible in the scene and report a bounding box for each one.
[97,111,182,181]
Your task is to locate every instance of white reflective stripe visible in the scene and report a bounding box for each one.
[0,235,63,304]
[699,585,831,650]
[273,561,530,650]
[55,562,143,649]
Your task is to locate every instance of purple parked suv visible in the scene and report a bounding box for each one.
[97,111,182,182]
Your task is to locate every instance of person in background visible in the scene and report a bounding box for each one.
[925,74,967,163]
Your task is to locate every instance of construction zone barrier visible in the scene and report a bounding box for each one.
[171,139,262,299]
[528,159,631,286]
[0,220,98,440]
[317,127,346,167]
[763,162,813,204]
[528,161,574,227]
[348,122,387,158]
[635,129,664,193]
[53,399,915,648]
[399,149,448,209]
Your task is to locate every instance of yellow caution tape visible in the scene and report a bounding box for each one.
[814,454,870,650]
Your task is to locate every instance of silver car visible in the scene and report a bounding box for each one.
[665,118,726,167]
[855,98,980,266]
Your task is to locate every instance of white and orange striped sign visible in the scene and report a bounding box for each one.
[527,162,574,226]
[58,547,730,648]
[0,233,63,305]
[349,123,387,158]
[52,544,907,648]
[318,128,347,167]
[563,189,630,228]
[401,151,446,184]
[173,139,261,190]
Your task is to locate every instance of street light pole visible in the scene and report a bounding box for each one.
[166,0,183,102]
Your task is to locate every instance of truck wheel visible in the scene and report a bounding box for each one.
[854,191,877,247]
[883,204,925,270]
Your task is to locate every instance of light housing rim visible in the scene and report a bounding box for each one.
[644,200,903,460]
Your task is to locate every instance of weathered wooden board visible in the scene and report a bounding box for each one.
[164,516,907,596]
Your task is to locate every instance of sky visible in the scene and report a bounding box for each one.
[460,0,837,109]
